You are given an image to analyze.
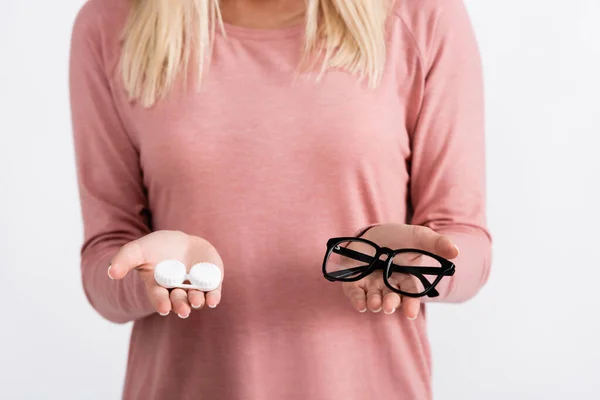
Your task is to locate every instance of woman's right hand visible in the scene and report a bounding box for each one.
[107,230,224,318]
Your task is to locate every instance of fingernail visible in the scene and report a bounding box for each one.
[107,265,114,280]
[384,308,396,315]
[178,313,189,319]
[407,315,417,320]
[454,245,460,255]
[359,308,367,313]
[373,307,382,313]
[191,303,202,309]
[159,311,169,316]
[208,304,217,309]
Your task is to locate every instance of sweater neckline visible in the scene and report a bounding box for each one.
[220,21,305,40]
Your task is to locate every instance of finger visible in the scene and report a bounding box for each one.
[188,289,205,309]
[150,285,172,316]
[108,240,147,280]
[401,296,421,320]
[382,290,401,314]
[366,289,383,312]
[343,283,367,312]
[170,289,191,318]
[412,226,459,259]
[205,288,222,308]
[135,268,172,315]
[140,271,172,315]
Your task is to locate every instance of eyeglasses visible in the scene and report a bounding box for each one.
[322,237,455,298]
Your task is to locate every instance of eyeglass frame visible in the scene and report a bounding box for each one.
[322,237,456,298]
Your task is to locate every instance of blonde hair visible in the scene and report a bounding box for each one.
[121,0,390,107]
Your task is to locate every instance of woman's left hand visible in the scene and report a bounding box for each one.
[342,223,459,319]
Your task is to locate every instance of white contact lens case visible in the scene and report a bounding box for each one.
[154,259,222,292]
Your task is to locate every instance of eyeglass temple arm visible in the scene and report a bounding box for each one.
[329,248,442,297]
[327,265,439,298]
[333,247,452,276]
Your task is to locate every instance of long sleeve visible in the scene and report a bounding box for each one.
[69,5,154,323]
[406,0,492,302]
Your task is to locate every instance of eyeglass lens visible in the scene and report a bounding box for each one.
[387,251,442,295]
[325,240,377,280]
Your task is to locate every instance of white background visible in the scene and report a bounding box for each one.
[1,0,599,399]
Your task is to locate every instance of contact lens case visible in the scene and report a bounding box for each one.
[154,259,222,292]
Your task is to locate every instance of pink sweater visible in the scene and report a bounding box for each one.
[69,0,491,398]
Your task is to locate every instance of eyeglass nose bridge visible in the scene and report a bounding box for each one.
[377,247,395,262]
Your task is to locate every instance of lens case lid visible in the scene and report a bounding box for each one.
[154,259,222,292]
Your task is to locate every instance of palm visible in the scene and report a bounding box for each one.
[109,230,224,317]
[127,231,223,274]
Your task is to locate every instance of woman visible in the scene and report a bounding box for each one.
[69,0,492,398]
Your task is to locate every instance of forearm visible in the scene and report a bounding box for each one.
[426,228,491,303]
[81,245,154,324]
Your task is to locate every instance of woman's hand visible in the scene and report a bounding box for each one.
[107,231,224,318]
[342,223,458,319]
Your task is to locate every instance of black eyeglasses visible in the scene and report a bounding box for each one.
[322,237,455,298]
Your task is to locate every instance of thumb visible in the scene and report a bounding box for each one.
[108,240,147,280]
[412,226,459,260]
